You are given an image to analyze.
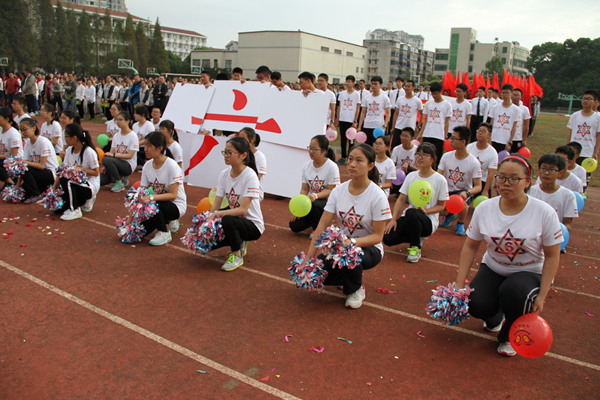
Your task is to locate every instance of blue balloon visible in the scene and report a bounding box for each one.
[560,223,570,251]
[573,191,584,212]
[373,127,385,138]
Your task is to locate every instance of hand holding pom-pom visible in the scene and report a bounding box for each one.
[3,156,28,178]
[42,187,65,212]
[288,252,328,291]
[1,186,26,203]
[314,225,363,269]
[426,282,474,326]
[56,163,88,185]
[181,212,225,254]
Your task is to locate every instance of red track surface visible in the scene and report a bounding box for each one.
[1,119,599,399]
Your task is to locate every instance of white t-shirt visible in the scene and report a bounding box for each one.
[168,141,183,166]
[448,99,472,133]
[438,151,482,192]
[400,170,449,234]
[63,146,100,196]
[152,118,163,131]
[490,103,520,145]
[361,93,391,129]
[338,90,360,123]
[466,143,498,182]
[254,149,267,201]
[111,132,139,174]
[571,164,588,187]
[422,100,452,140]
[40,120,63,153]
[394,96,423,130]
[567,111,600,158]
[417,91,430,101]
[216,166,264,234]
[535,172,584,196]
[14,113,31,126]
[391,144,417,167]
[141,157,187,217]
[0,127,24,158]
[467,196,563,277]
[324,180,392,255]
[375,158,396,197]
[301,159,340,194]
[528,185,578,223]
[513,104,531,141]
[106,119,121,138]
[133,120,155,146]
[24,136,59,179]
[324,89,336,125]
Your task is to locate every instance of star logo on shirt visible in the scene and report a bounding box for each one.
[401,156,412,165]
[400,104,411,115]
[491,229,527,262]
[227,188,241,209]
[577,122,592,137]
[308,176,325,193]
[151,178,167,194]
[429,108,441,120]
[344,98,353,108]
[115,143,128,154]
[338,206,364,235]
[497,113,511,126]
[452,109,463,119]
[447,167,465,185]
[0,143,6,154]
[32,152,40,164]
[368,101,380,114]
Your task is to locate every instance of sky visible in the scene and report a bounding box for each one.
[128,0,600,51]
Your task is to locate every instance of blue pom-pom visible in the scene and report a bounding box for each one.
[1,186,26,203]
[42,187,65,211]
[181,212,225,254]
[3,156,27,178]
[288,252,328,290]
[426,282,474,326]
[314,225,363,269]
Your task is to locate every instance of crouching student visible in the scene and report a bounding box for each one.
[100,111,139,192]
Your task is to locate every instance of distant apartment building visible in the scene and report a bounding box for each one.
[66,0,127,13]
[365,29,425,50]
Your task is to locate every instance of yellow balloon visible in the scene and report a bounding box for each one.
[289,194,312,217]
[208,186,229,209]
[408,180,433,208]
[56,155,63,165]
[582,158,597,173]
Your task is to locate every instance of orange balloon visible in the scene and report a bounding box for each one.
[95,148,104,162]
[197,197,212,214]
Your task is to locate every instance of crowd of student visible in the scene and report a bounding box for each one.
[0,64,598,358]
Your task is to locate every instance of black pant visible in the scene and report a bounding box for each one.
[100,156,132,186]
[0,164,9,183]
[25,94,36,115]
[21,168,55,198]
[105,100,114,119]
[137,150,147,167]
[383,208,433,248]
[510,141,523,153]
[339,121,354,159]
[529,118,536,136]
[390,127,404,151]
[87,102,95,119]
[470,116,484,142]
[320,246,382,295]
[362,128,375,146]
[491,141,507,154]
[289,198,327,232]
[51,95,63,114]
[56,177,92,213]
[469,263,540,343]
[77,101,85,119]
[142,201,180,234]
[212,215,262,252]
[423,137,443,168]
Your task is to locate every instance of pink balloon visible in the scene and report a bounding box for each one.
[356,131,367,143]
[411,140,420,146]
[346,127,357,140]
[325,127,337,141]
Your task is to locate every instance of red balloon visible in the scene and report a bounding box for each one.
[133,181,141,189]
[509,313,553,358]
[444,138,453,152]
[445,194,465,214]
[517,147,531,158]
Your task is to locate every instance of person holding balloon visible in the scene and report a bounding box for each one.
[438,126,482,235]
[390,127,418,196]
[373,135,396,197]
[455,154,562,356]
[466,122,497,198]
[566,90,599,172]
[99,111,139,192]
[289,135,340,236]
[207,136,264,271]
[535,146,584,196]
[383,142,449,263]
[566,142,588,194]
[299,144,391,308]
[158,120,183,170]
[238,127,266,202]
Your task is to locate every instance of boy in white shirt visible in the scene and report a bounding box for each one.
[448,83,472,139]
[489,84,520,154]
[535,146,584,196]
[75,78,85,119]
[510,88,530,153]
[391,80,422,149]
[357,76,391,146]
[417,81,451,164]
[470,86,489,142]
[336,75,360,164]
[466,122,497,198]
[317,73,337,131]
[567,89,600,185]
[567,141,588,195]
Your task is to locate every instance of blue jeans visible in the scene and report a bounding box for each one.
[64,99,76,113]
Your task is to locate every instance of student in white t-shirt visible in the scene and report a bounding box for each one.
[158,120,183,170]
[290,135,340,235]
[317,73,337,131]
[391,80,423,150]
[566,90,600,162]
[567,142,588,191]
[11,96,30,126]
[132,105,155,169]
[238,127,266,202]
[417,81,452,164]
[150,106,163,131]
[390,127,418,196]
[0,107,24,189]
[358,76,391,146]
[534,146,585,196]
[448,83,472,138]
[384,142,449,263]
[336,75,361,164]
[466,122,498,198]
[207,137,264,271]
[18,118,59,203]
[455,155,562,357]
[58,110,80,159]
[100,111,139,192]
[489,84,520,154]
[510,88,530,153]
[104,103,123,152]
[52,123,100,220]
[438,126,483,235]
[374,135,396,197]
[39,103,63,154]
[299,144,391,308]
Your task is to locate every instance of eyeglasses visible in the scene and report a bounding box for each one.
[415,153,431,159]
[373,142,385,146]
[221,150,240,157]
[400,135,412,139]
[307,147,323,152]
[476,129,489,134]
[114,118,125,122]
[582,97,595,102]
[539,167,559,175]
[495,175,528,185]
[449,137,462,141]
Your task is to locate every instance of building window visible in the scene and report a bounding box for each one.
[468,66,473,72]
[202,59,210,68]
[390,68,399,74]
[471,43,475,51]
[502,58,507,64]
[361,68,363,73]
[225,60,232,69]
[334,49,342,54]
[449,33,460,71]
[502,47,508,54]
[192,60,200,66]
[469,54,474,61]
[321,46,329,52]
[435,53,448,60]
[370,59,378,65]
[434,64,447,71]
[347,51,353,57]
[333,78,340,84]
[213,59,218,68]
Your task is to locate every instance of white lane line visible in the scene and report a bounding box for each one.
[0,260,302,400]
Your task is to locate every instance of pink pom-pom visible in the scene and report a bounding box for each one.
[115,186,159,243]
[3,156,28,178]
[1,186,26,203]
[42,187,65,212]
[181,212,225,254]
[56,163,88,185]
[288,252,328,290]
[115,217,146,243]
[314,225,363,269]
[426,282,474,326]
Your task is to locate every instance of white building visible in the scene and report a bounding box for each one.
[66,0,127,13]
[365,29,425,50]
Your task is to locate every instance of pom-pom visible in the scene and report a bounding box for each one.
[314,225,363,269]
[3,156,28,178]
[181,212,225,254]
[115,216,146,243]
[288,252,328,291]
[426,282,474,326]
[115,186,159,243]
[56,163,88,185]
[1,186,25,203]
[42,187,65,212]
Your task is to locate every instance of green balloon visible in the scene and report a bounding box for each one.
[473,195,489,209]
[408,180,433,208]
[97,134,109,147]
[208,186,229,208]
[148,187,155,195]
[289,194,312,217]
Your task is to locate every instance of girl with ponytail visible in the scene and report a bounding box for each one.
[159,120,183,169]
[238,127,266,201]
[297,143,392,309]
[39,103,63,154]
[0,107,23,189]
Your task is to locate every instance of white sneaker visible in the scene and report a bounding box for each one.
[149,231,172,246]
[240,240,248,257]
[497,341,516,357]
[345,285,366,309]
[60,208,83,221]
[82,196,96,212]
[484,316,506,333]
[168,219,180,233]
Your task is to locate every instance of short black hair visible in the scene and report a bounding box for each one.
[513,88,523,95]
[493,88,499,94]
[232,67,243,75]
[406,80,415,87]
[215,73,229,80]
[538,153,566,171]
[255,65,271,76]
[555,145,575,161]
[12,96,25,106]
[370,76,383,84]
[430,82,443,92]
[318,73,329,82]
[359,79,365,83]
[501,84,513,92]
[478,86,486,91]
[271,71,282,81]
[567,141,583,154]
[453,126,471,142]
[298,71,315,83]
[401,127,415,137]
[200,71,210,76]
[345,75,356,82]
[396,77,405,83]
[478,122,492,132]
[584,89,599,101]
[456,83,468,92]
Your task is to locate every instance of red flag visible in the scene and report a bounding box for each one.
[501,70,509,87]
[486,76,492,92]
[448,71,456,96]
[462,72,472,92]
[492,73,500,91]
[530,75,543,98]
[528,75,536,101]
[522,76,531,113]
[472,73,480,94]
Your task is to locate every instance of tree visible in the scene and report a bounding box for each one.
[91,13,103,75]
[38,0,56,71]
[136,22,150,75]
[54,2,72,72]
[482,56,504,78]
[122,15,139,70]
[427,74,442,82]
[66,8,79,72]
[77,10,94,74]
[149,19,170,73]
[9,0,38,70]
[167,51,184,73]
[99,10,117,76]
